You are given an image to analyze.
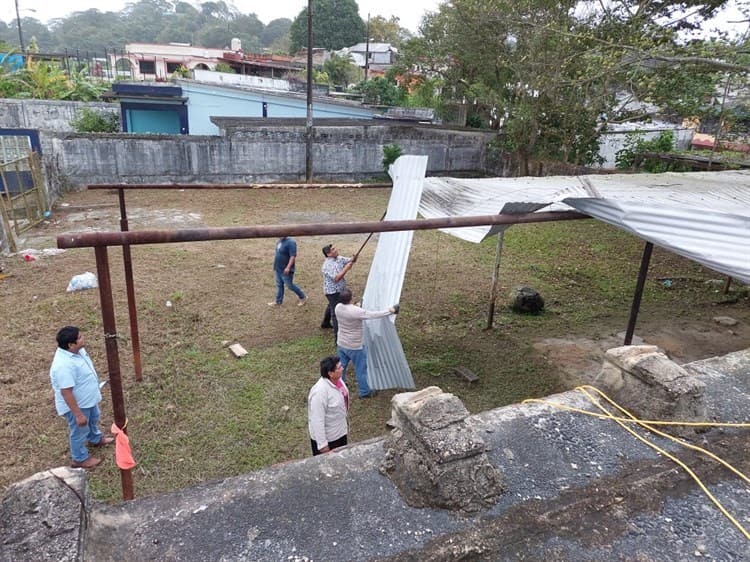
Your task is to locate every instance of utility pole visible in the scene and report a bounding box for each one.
[364,13,370,82]
[305,0,314,182]
[14,0,25,52]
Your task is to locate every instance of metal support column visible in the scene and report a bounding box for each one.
[94,246,134,500]
[624,241,654,345]
[118,189,143,381]
[486,231,504,330]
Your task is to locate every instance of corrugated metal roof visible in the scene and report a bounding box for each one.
[362,155,428,390]
[419,170,750,283]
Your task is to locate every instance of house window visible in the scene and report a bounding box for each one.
[166,62,183,73]
[138,60,156,74]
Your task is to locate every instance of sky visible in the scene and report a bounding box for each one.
[10,0,443,34]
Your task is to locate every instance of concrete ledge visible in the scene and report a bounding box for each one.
[0,467,87,561]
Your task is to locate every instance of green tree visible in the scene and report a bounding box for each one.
[50,9,127,52]
[289,0,366,53]
[121,0,172,44]
[398,0,740,174]
[261,18,292,49]
[369,16,412,49]
[367,15,411,48]
[354,76,405,105]
[322,52,358,87]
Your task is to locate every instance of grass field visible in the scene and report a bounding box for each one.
[1,186,747,502]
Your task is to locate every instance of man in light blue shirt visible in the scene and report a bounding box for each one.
[49,326,113,469]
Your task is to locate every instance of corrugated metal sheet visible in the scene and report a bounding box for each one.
[419,170,750,283]
[362,155,428,390]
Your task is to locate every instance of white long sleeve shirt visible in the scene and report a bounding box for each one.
[334,303,392,350]
[307,377,349,450]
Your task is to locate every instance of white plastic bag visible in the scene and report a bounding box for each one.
[67,272,98,292]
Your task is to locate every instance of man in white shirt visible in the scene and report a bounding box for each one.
[320,243,357,344]
[335,289,398,398]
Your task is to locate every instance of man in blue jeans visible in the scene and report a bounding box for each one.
[269,236,307,307]
[49,326,113,469]
[334,289,399,398]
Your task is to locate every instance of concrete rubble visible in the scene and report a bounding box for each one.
[381,386,505,513]
[1,348,748,561]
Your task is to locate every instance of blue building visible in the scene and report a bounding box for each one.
[110,80,376,136]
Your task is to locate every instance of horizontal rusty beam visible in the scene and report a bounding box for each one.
[87,183,391,190]
[57,211,589,249]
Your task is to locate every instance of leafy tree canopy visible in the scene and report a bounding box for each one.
[0,0,296,54]
[289,0,366,53]
[367,15,412,48]
[396,0,746,173]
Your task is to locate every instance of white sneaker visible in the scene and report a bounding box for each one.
[297,298,308,307]
[268,302,280,307]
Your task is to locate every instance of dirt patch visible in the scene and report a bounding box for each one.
[534,317,750,388]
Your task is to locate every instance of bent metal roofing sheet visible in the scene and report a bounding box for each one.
[362,155,428,391]
[419,170,750,284]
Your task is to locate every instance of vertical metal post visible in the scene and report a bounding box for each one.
[94,246,134,500]
[14,0,24,52]
[364,14,370,82]
[624,241,654,345]
[118,189,143,381]
[305,0,314,182]
[486,231,504,329]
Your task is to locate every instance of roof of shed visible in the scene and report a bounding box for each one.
[419,171,750,284]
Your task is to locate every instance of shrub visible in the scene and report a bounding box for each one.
[615,130,675,172]
[71,108,120,133]
[382,144,403,173]
[214,62,235,74]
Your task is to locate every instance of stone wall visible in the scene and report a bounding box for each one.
[0,99,118,133]
[44,124,496,188]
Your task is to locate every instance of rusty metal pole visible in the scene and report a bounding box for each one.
[57,211,590,249]
[624,241,654,346]
[118,188,143,381]
[486,231,505,330]
[94,245,134,500]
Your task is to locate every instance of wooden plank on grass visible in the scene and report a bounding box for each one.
[453,366,479,383]
[228,343,247,358]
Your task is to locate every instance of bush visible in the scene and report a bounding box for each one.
[615,130,675,172]
[382,144,403,173]
[214,62,235,74]
[71,108,120,133]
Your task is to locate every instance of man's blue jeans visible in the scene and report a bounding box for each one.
[338,346,371,398]
[274,269,306,304]
[63,405,103,462]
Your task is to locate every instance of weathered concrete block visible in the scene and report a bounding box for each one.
[0,467,87,561]
[597,345,706,428]
[382,386,505,513]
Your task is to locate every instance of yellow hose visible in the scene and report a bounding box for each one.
[522,385,750,540]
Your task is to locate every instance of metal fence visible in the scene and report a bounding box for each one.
[0,151,47,253]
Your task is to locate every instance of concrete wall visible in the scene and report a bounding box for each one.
[45,124,495,187]
[0,98,118,133]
